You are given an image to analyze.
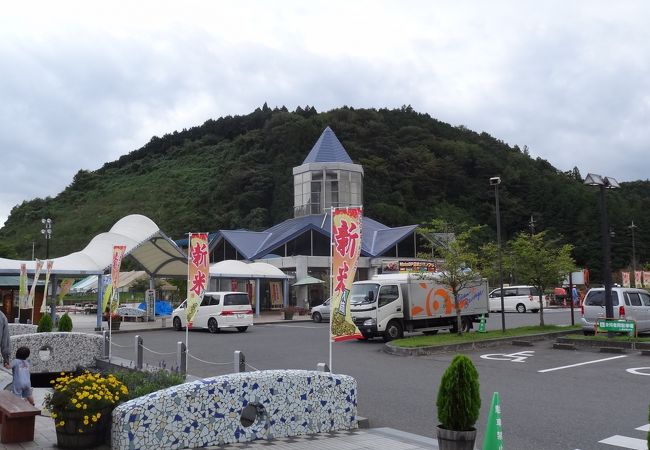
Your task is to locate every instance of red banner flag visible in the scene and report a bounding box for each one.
[330,207,363,342]
[186,233,209,326]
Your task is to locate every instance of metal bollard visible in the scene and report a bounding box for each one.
[316,362,330,372]
[177,342,187,376]
[234,350,245,373]
[135,335,143,370]
[103,331,110,358]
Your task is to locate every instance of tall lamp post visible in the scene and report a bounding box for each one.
[41,218,52,259]
[629,221,637,287]
[490,176,506,332]
[584,174,619,327]
[41,218,53,322]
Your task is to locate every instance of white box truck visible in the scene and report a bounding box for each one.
[350,273,489,341]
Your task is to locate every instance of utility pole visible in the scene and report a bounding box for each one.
[529,215,536,235]
[629,221,637,287]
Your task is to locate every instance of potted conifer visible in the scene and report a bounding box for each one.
[436,354,481,450]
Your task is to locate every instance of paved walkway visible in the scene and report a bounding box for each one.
[1,313,440,449]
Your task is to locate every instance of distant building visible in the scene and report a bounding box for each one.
[179,127,434,312]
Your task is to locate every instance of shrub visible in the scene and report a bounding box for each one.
[44,371,128,433]
[58,313,73,332]
[37,313,53,332]
[112,369,185,400]
[436,354,481,431]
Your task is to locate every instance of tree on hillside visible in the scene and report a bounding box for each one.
[509,231,576,326]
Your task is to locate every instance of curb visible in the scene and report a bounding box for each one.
[384,329,579,356]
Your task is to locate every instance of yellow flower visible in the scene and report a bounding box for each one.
[58,421,65,426]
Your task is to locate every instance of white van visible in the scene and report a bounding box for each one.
[172,291,253,333]
[488,286,541,313]
[581,287,650,335]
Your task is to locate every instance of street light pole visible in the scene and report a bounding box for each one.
[490,177,506,332]
[41,218,53,322]
[629,221,637,287]
[584,174,619,331]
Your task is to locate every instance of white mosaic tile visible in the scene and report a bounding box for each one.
[111,370,358,450]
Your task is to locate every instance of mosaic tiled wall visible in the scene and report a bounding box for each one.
[111,369,358,450]
[9,332,104,373]
[7,323,38,336]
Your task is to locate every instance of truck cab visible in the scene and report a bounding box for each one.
[350,280,403,340]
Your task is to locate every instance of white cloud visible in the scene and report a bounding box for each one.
[1,0,650,227]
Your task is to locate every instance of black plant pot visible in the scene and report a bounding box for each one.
[436,425,477,450]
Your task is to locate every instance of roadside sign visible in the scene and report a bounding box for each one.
[596,319,636,336]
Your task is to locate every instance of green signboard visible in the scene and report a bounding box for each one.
[596,319,635,334]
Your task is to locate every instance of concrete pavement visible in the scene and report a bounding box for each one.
[0,312,441,449]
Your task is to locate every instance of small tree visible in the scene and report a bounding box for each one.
[58,313,73,332]
[510,231,576,326]
[429,228,482,335]
[436,354,481,431]
[37,313,53,332]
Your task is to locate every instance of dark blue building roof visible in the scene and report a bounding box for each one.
[203,214,417,260]
[302,127,353,164]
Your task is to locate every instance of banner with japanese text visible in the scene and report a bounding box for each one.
[270,281,283,308]
[40,260,54,313]
[110,245,127,312]
[634,271,642,287]
[57,278,74,306]
[19,263,28,309]
[621,271,630,288]
[27,259,44,309]
[186,233,209,326]
[330,207,363,341]
[643,271,650,288]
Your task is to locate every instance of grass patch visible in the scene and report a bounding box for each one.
[392,325,580,348]
[562,333,650,342]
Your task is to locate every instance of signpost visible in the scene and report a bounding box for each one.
[596,319,636,336]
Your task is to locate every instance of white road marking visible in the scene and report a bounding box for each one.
[480,350,534,362]
[598,435,647,449]
[626,367,650,376]
[538,355,627,373]
[635,424,650,432]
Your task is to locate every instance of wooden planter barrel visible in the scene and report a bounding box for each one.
[55,409,111,449]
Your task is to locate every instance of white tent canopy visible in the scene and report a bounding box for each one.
[209,260,290,279]
[0,214,187,277]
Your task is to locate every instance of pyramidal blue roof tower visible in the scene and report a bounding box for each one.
[302,126,354,163]
[293,127,364,217]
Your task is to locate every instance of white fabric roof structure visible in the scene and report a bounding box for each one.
[0,214,187,277]
[210,260,289,279]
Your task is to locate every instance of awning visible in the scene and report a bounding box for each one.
[293,276,325,286]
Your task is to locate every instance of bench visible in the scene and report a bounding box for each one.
[0,390,41,443]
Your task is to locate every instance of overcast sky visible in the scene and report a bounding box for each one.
[1,1,649,227]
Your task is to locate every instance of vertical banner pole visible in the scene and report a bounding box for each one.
[186,233,190,375]
[329,208,333,372]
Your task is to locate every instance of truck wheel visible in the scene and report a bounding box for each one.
[451,318,472,333]
[383,321,403,342]
[516,304,527,313]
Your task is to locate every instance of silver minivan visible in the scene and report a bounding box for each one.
[581,287,650,335]
[488,285,541,313]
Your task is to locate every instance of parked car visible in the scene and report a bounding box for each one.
[311,298,330,323]
[172,292,253,333]
[581,287,650,335]
[488,286,541,313]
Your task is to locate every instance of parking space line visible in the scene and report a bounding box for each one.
[538,355,627,373]
[598,435,647,449]
[636,424,650,432]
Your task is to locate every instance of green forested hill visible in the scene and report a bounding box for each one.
[1,105,649,283]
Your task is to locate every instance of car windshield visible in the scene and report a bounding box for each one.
[350,284,379,305]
